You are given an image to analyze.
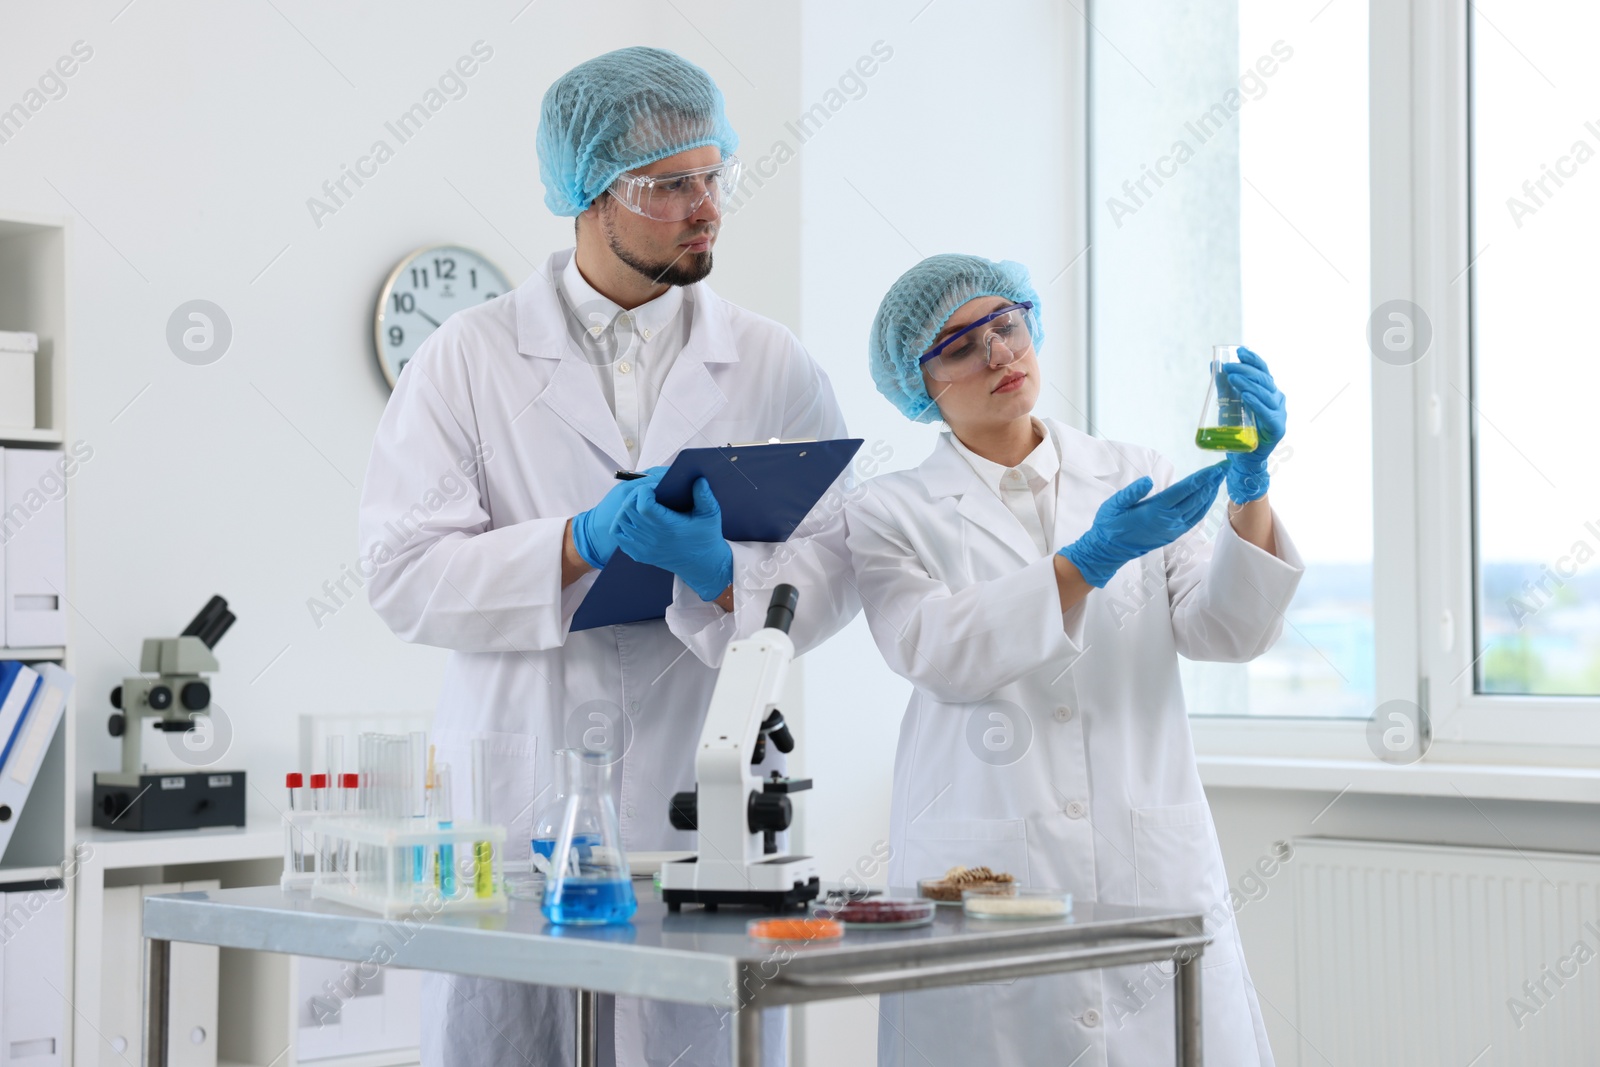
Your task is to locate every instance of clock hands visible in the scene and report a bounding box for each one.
[414,308,442,329]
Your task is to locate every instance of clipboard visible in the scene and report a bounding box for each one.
[571,438,863,631]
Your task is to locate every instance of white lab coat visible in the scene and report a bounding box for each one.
[358,249,859,1067]
[844,419,1303,1067]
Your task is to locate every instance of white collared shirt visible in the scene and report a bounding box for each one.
[558,253,691,466]
[949,417,1061,556]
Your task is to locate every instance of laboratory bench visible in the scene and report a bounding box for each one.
[142,882,1210,1066]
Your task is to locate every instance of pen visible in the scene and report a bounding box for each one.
[614,470,647,481]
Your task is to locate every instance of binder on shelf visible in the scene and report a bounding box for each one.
[0,663,70,865]
[571,438,863,631]
[99,880,219,1067]
[0,332,35,430]
[0,663,41,774]
[3,448,67,647]
[2,883,67,1067]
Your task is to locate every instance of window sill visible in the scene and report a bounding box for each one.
[1198,754,1600,804]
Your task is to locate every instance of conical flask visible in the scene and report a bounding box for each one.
[1195,344,1259,452]
[540,749,637,925]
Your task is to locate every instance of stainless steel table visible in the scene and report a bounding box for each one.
[142,885,1207,1066]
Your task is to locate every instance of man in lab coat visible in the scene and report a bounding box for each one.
[358,47,857,1067]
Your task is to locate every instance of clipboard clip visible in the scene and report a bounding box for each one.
[722,437,816,447]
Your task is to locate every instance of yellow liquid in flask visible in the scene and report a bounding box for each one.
[1194,425,1259,452]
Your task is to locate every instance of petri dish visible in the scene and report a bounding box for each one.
[747,917,844,943]
[918,875,1016,905]
[961,886,1071,920]
[811,897,935,928]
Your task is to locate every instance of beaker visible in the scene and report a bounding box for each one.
[540,749,636,926]
[1195,345,1259,452]
[529,748,587,875]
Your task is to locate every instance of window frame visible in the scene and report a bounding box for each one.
[1078,0,1600,761]
[1422,0,1600,747]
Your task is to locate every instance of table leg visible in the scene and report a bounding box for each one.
[729,1004,762,1067]
[1174,949,1203,1066]
[143,937,170,1067]
[575,988,599,1067]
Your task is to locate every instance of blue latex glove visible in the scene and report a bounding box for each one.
[614,476,733,602]
[570,467,667,570]
[1219,346,1286,504]
[1059,463,1228,587]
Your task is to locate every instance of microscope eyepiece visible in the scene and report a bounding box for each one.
[763,584,798,634]
[182,595,235,649]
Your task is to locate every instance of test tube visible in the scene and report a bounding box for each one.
[340,773,359,872]
[326,735,344,797]
[286,773,304,873]
[310,773,329,873]
[472,738,493,898]
[410,732,428,885]
[436,762,455,898]
[358,734,373,813]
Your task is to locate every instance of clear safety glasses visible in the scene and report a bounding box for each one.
[918,302,1035,383]
[607,156,743,222]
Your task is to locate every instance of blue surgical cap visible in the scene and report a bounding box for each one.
[868,254,1044,423]
[537,47,740,217]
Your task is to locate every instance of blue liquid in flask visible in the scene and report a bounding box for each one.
[541,875,637,925]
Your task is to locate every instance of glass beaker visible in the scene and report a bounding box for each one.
[1195,345,1259,452]
[540,749,637,926]
[505,743,566,902]
[529,748,591,875]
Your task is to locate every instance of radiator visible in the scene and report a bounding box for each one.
[1293,838,1600,1067]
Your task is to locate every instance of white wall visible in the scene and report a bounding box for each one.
[0,1,800,823]
[791,2,1079,1060]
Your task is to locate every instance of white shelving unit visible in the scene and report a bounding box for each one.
[3,209,418,1067]
[0,210,76,1065]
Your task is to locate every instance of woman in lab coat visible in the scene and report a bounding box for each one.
[847,255,1302,1066]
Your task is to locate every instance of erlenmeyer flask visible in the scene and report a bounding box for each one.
[1195,345,1259,452]
[540,749,637,925]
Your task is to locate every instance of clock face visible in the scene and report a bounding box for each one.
[374,245,512,388]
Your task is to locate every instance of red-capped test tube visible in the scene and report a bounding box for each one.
[309,774,330,873]
[339,774,360,873]
[286,773,306,874]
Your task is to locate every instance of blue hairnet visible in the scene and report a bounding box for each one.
[868,254,1044,423]
[537,47,740,216]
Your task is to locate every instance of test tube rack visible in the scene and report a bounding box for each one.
[282,811,508,918]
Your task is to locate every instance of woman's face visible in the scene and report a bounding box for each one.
[920,296,1042,433]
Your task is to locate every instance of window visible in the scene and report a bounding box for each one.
[1088,0,1373,717]
[1470,0,1600,697]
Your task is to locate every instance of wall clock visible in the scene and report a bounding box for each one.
[374,245,511,388]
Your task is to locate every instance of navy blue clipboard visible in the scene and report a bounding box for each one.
[570,438,863,631]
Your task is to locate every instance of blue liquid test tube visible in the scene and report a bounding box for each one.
[436,762,455,898]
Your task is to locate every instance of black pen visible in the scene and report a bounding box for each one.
[614,470,647,481]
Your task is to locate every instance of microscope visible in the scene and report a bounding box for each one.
[92,596,248,831]
[660,585,821,910]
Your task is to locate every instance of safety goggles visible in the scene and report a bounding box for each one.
[918,302,1035,383]
[607,156,743,222]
